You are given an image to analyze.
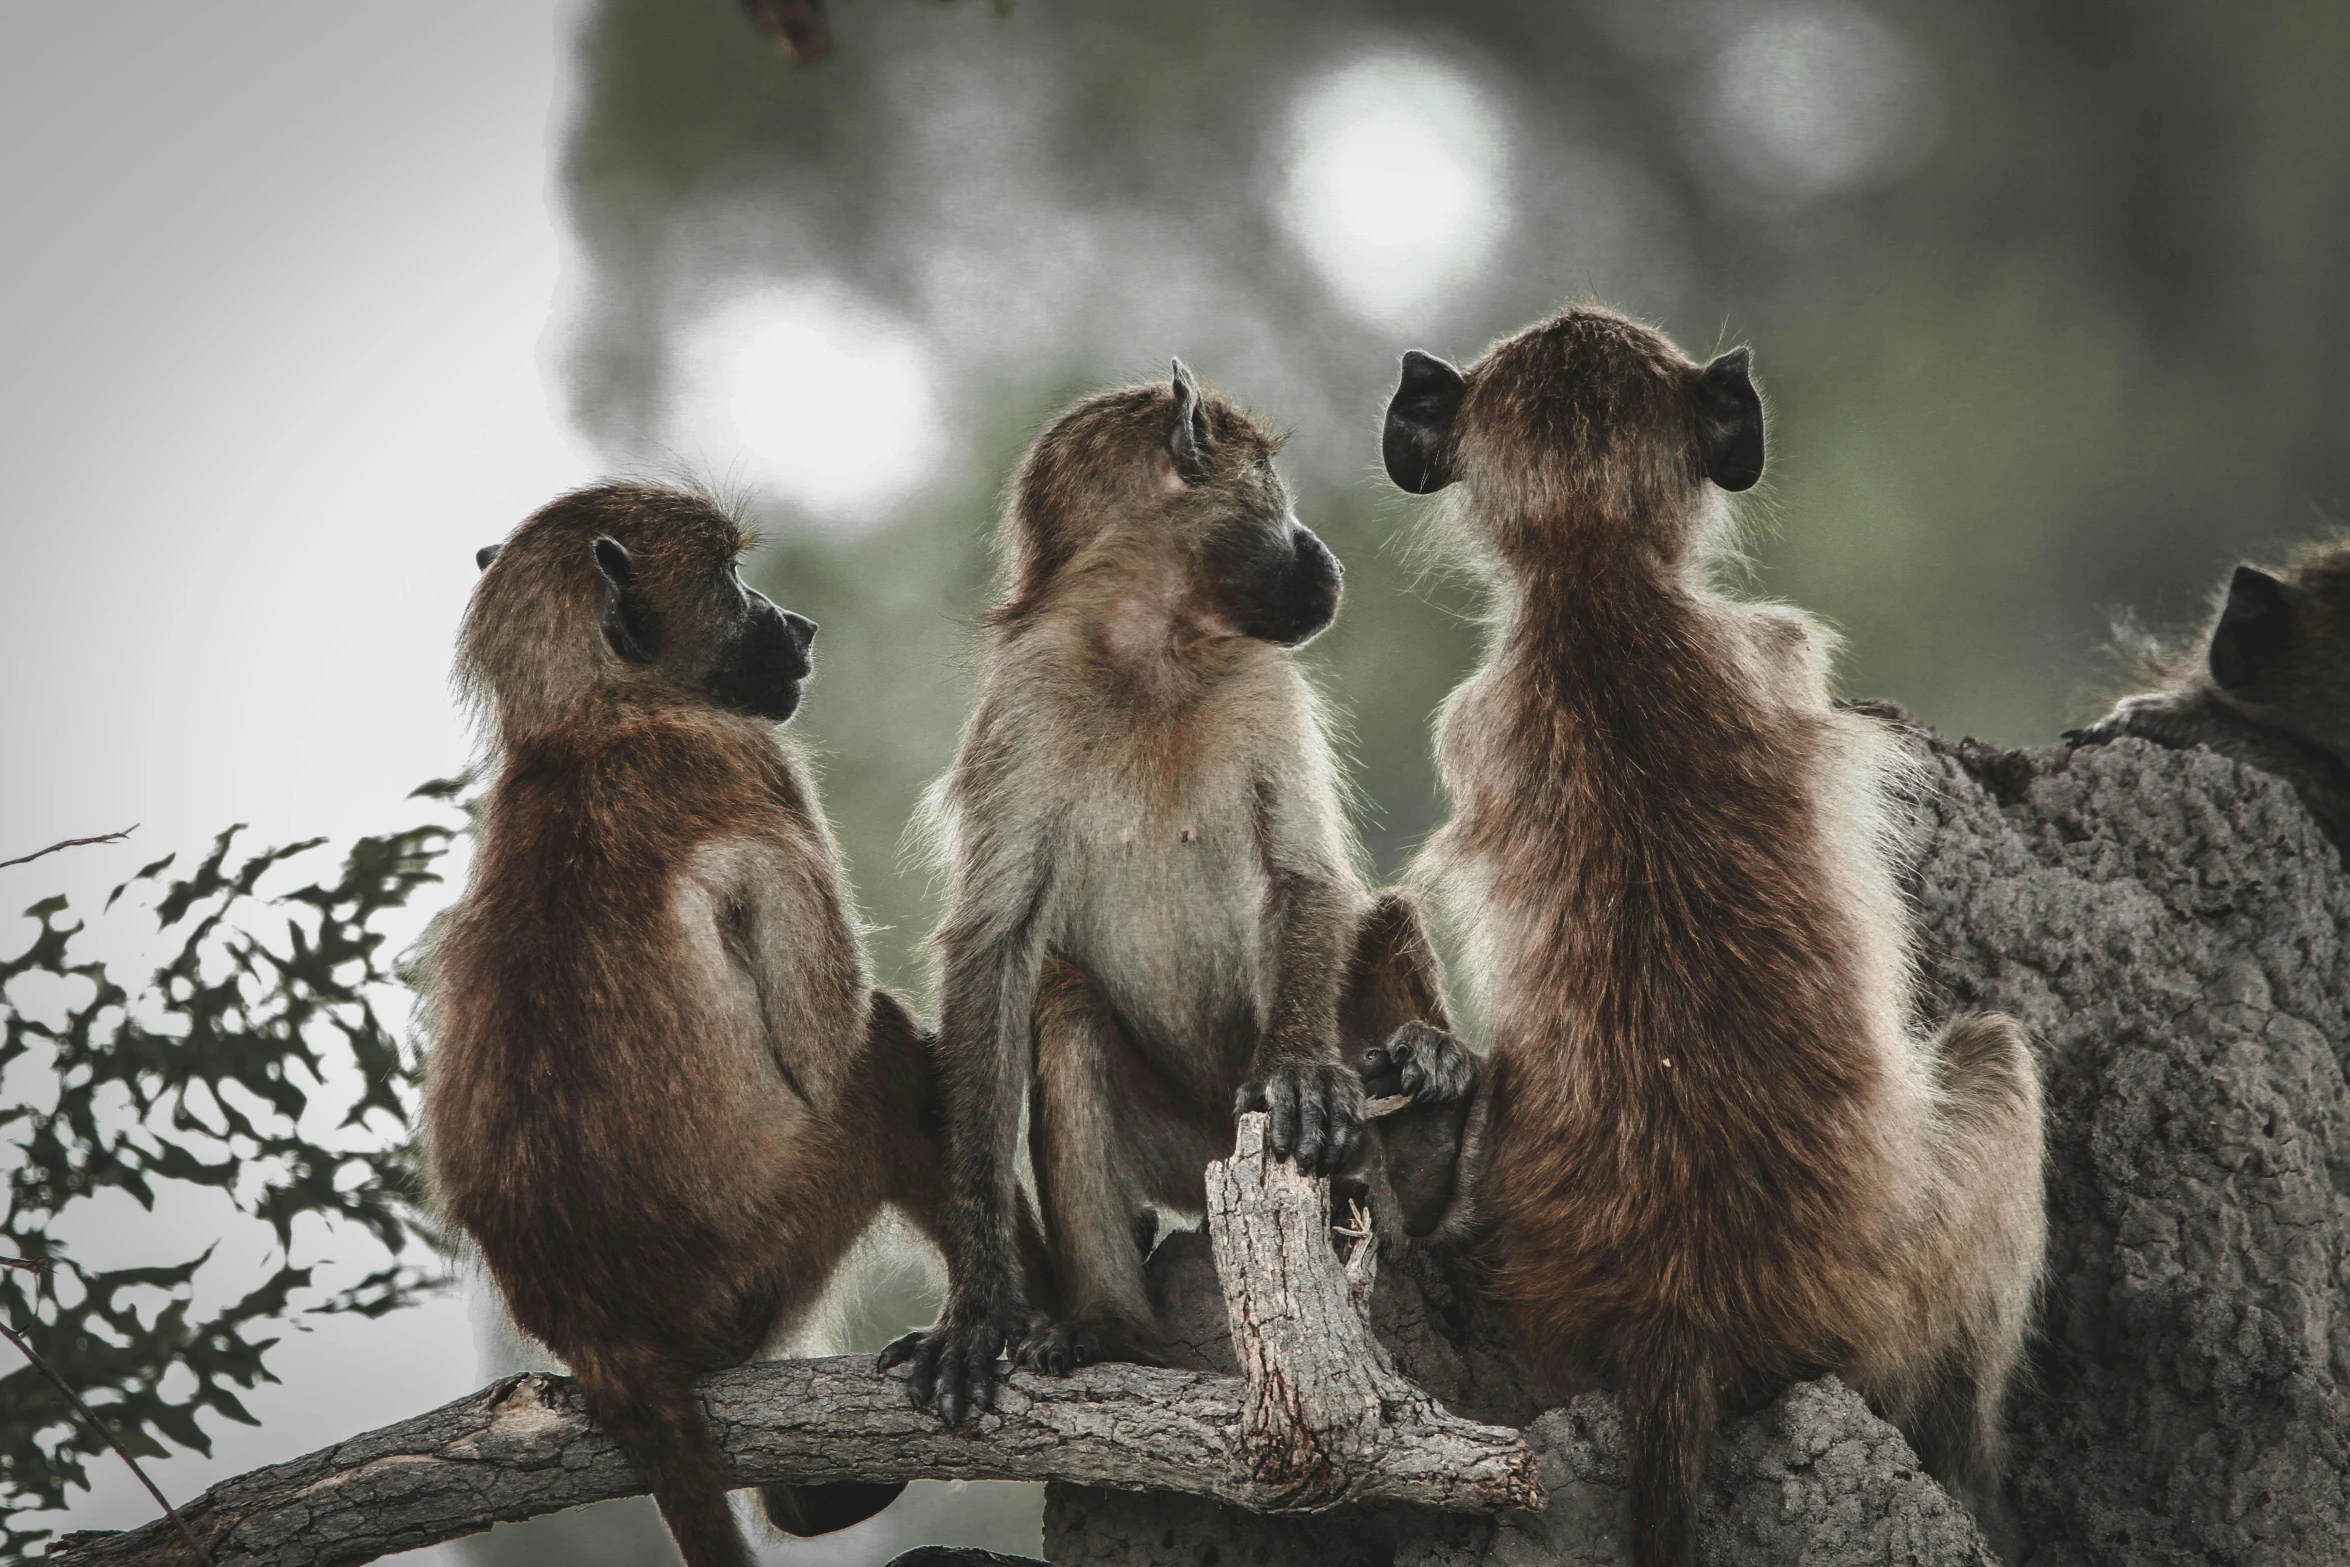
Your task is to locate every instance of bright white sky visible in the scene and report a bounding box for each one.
[0,5,594,1558]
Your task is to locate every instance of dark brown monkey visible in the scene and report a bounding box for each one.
[1381,310,2046,1566]
[880,362,1438,1423]
[426,484,944,1567]
[2068,541,2350,855]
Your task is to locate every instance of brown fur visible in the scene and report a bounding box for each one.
[424,483,945,1567]
[2071,539,2350,855]
[882,365,1447,1422]
[1388,309,2045,1564]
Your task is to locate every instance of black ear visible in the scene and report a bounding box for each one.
[590,537,659,663]
[1384,350,1468,495]
[2209,565,2293,691]
[1696,347,1765,492]
[1168,358,1213,484]
[475,544,502,572]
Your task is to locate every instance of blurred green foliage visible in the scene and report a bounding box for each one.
[551,0,2350,1003]
[0,794,460,1556]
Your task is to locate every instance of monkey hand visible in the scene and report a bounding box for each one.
[1360,1020,1479,1106]
[877,1302,1026,1428]
[1234,1056,1364,1175]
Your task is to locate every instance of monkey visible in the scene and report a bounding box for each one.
[878,361,1459,1425]
[2066,540,2350,856]
[1378,308,2047,1566]
[424,483,947,1567]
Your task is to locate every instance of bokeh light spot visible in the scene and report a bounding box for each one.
[679,281,946,528]
[1273,50,1514,333]
[1708,4,1939,199]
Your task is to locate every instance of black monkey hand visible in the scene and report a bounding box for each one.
[1360,1020,1479,1107]
[1235,1057,1364,1176]
[877,1301,1025,1428]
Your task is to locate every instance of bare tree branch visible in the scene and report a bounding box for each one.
[0,826,138,871]
[41,1115,1540,1567]
[1,1314,212,1565]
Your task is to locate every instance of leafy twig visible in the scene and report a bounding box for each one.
[0,826,138,871]
[0,1315,212,1564]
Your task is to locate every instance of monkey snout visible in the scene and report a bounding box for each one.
[771,608,816,681]
[1295,527,1343,592]
[1280,528,1343,645]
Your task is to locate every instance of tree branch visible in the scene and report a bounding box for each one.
[43,1116,1540,1567]
[1,825,138,871]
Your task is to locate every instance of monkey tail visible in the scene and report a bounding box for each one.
[1622,1319,1718,1567]
[571,1348,751,1567]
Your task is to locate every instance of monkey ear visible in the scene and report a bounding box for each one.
[475,544,502,572]
[590,537,659,664]
[1384,350,1468,494]
[1696,347,1765,492]
[2209,566,2293,691]
[1167,358,1213,485]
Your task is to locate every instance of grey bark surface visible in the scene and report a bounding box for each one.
[1046,730,2350,1566]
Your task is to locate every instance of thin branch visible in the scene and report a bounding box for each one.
[0,825,139,871]
[0,1316,213,1564]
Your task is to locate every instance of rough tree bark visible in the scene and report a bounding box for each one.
[1045,729,2350,1566]
[41,1117,1536,1567]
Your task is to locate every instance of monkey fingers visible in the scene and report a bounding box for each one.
[1015,1319,1101,1376]
[877,1317,1012,1427]
[1366,1021,1479,1107]
[1236,1060,1365,1176]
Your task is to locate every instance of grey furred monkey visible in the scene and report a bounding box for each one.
[425,484,946,1567]
[2069,540,2350,856]
[880,362,1452,1424]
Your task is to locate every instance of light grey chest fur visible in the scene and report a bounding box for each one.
[1050,766,1274,1077]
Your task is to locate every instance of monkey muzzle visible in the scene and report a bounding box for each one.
[1267,526,1343,647]
[710,598,816,722]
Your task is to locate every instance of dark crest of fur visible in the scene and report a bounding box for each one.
[429,483,944,1567]
[1387,307,2044,1566]
[2072,538,2350,854]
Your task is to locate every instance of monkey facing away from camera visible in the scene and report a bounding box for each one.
[880,362,1455,1423]
[2068,541,2350,855]
[1380,309,2047,1566]
[426,484,943,1567]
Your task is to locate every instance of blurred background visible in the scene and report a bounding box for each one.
[3,0,2346,1561]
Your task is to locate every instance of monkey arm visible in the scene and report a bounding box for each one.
[880,799,1059,1427]
[685,839,867,1113]
[1237,778,1363,1175]
[1363,1023,1490,1248]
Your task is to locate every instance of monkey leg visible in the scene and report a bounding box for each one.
[1342,893,1489,1244]
[1025,957,1224,1371]
[862,986,1060,1312]
[1861,1013,2045,1558]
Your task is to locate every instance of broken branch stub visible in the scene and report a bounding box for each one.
[1207,1111,1542,1514]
